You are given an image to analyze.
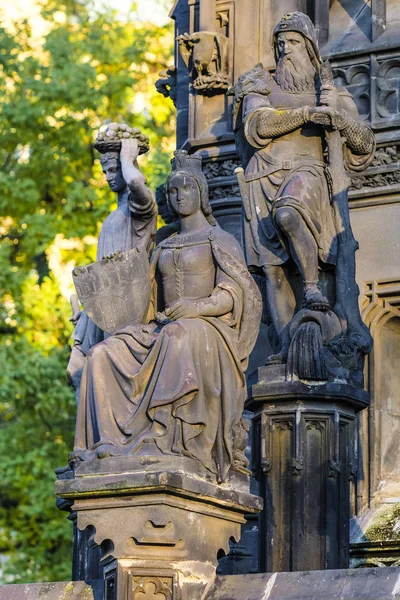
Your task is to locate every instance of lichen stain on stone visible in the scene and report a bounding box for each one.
[60,581,74,600]
[80,586,96,600]
[365,503,400,541]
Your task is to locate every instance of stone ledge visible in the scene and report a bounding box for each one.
[55,469,262,515]
[206,567,400,600]
[0,581,103,600]
[248,368,369,412]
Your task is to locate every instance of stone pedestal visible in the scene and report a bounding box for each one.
[55,456,262,600]
[248,365,369,573]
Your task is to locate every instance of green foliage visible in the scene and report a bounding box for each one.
[0,0,174,583]
[0,336,75,583]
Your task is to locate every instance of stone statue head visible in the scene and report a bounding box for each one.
[273,12,322,93]
[100,152,126,193]
[94,123,149,194]
[166,150,216,226]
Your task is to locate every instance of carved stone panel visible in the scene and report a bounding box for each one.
[333,61,370,121]
[131,576,173,600]
[177,30,230,93]
[347,143,400,203]
[332,51,400,130]
[375,55,400,123]
[358,279,400,512]
[203,158,240,180]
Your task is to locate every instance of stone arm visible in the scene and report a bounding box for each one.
[243,93,309,147]
[336,94,375,156]
[319,88,375,168]
[165,289,234,321]
[252,106,310,140]
[120,139,155,214]
[194,289,234,317]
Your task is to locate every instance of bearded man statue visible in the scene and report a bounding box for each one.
[229,12,375,368]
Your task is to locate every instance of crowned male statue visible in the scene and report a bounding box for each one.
[230,12,375,382]
[70,150,262,483]
[67,124,157,400]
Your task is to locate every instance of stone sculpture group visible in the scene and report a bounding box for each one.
[67,13,374,480]
[71,149,262,483]
[53,12,379,597]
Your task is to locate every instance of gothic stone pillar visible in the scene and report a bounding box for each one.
[249,365,369,572]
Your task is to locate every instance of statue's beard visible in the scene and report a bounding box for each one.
[275,54,317,93]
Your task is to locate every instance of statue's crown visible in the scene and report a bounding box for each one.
[171,150,202,172]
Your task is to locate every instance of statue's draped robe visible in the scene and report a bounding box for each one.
[72,189,157,354]
[236,76,374,270]
[74,227,262,481]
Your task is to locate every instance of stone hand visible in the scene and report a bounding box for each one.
[320,87,342,112]
[165,299,199,320]
[120,137,140,164]
[69,309,82,326]
[309,106,337,127]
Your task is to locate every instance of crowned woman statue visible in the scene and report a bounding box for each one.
[71,150,262,483]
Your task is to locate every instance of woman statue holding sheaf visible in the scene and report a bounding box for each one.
[72,150,262,483]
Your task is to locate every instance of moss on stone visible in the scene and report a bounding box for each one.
[364,503,400,541]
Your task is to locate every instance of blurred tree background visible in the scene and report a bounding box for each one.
[0,0,175,583]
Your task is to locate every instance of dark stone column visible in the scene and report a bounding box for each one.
[372,0,386,41]
[307,0,329,45]
[249,366,369,572]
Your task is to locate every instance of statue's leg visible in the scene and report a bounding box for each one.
[262,264,295,363]
[72,334,145,461]
[274,206,331,311]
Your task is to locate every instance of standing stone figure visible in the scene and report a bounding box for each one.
[71,150,262,483]
[67,124,157,400]
[229,12,375,379]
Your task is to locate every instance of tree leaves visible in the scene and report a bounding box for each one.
[0,0,174,582]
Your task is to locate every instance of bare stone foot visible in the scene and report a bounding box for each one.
[96,443,117,459]
[68,448,93,465]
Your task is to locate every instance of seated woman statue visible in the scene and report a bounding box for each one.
[72,150,262,483]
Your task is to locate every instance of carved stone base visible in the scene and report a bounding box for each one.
[55,456,262,600]
[247,366,369,573]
